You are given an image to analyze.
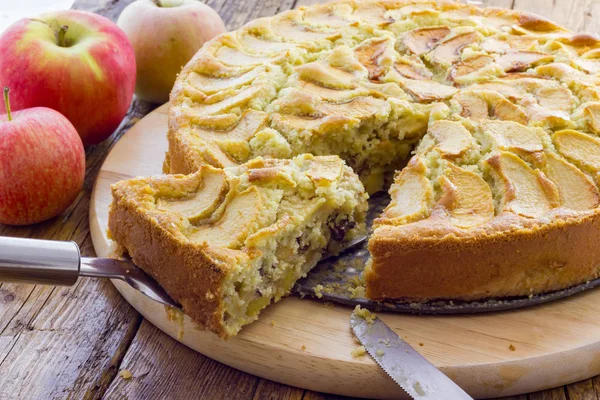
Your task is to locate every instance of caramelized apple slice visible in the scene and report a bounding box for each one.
[197,110,268,142]
[236,30,296,55]
[496,51,553,72]
[377,157,433,223]
[543,152,600,210]
[215,46,281,67]
[553,129,600,172]
[482,120,545,154]
[190,85,273,116]
[486,152,558,218]
[190,186,264,248]
[583,103,600,134]
[394,62,432,80]
[306,155,345,183]
[534,85,574,111]
[157,168,229,224]
[430,32,478,65]
[353,2,393,26]
[449,54,494,80]
[481,37,512,54]
[188,67,264,95]
[271,12,340,42]
[437,163,494,228]
[297,81,369,102]
[355,39,389,81]
[453,91,489,120]
[402,26,451,56]
[319,96,389,119]
[493,99,528,124]
[295,62,356,90]
[429,120,473,157]
[399,79,458,103]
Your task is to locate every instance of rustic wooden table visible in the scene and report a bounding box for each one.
[2,0,600,399]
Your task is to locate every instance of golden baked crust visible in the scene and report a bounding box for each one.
[162,0,600,304]
[109,154,367,337]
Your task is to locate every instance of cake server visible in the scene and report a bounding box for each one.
[350,311,473,400]
[0,235,367,309]
[0,236,179,308]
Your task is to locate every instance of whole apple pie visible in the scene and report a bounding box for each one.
[111,0,600,336]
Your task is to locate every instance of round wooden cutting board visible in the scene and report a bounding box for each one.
[90,104,600,399]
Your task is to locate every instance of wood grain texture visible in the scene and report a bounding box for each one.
[2,0,600,399]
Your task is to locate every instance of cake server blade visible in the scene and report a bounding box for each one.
[350,311,473,400]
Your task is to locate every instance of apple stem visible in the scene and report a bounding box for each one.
[3,87,12,122]
[58,25,69,47]
[153,0,163,6]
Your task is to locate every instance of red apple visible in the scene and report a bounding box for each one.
[0,88,86,226]
[117,0,226,103]
[0,10,136,146]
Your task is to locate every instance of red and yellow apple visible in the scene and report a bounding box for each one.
[117,0,226,103]
[0,10,136,146]
[0,88,85,226]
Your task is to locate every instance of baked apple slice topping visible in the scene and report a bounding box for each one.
[215,46,283,67]
[430,31,478,65]
[448,54,494,81]
[271,12,340,43]
[492,98,528,124]
[399,79,458,103]
[377,157,433,224]
[190,186,264,248]
[157,168,229,224]
[481,120,545,155]
[306,155,345,183]
[188,67,265,95]
[393,61,433,80]
[401,26,451,56]
[496,51,553,72]
[583,103,600,133]
[486,151,558,218]
[295,62,357,90]
[198,110,268,142]
[542,152,600,210]
[355,38,390,81]
[437,163,494,228]
[352,2,394,26]
[553,129,600,174]
[429,120,473,157]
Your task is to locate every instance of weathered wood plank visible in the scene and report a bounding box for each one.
[565,379,599,400]
[527,387,568,400]
[103,320,259,400]
[251,379,304,400]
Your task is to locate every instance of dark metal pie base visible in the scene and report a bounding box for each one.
[294,192,600,314]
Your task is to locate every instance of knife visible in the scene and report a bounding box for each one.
[350,310,473,399]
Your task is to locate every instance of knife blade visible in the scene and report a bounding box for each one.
[350,311,473,400]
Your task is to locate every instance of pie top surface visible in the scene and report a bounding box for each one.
[168,0,600,239]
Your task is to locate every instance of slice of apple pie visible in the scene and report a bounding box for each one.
[108,154,367,338]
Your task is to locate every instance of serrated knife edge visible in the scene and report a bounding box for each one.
[350,313,473,400]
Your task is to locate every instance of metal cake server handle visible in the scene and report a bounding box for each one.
[0,236,178,308]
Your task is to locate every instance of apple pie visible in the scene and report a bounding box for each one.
[112,0,600,334]
[109,154,367,337]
